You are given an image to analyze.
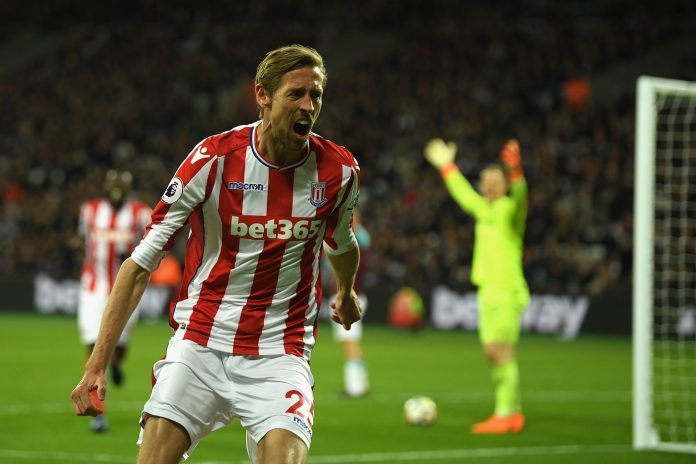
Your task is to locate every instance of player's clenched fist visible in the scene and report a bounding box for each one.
[330,290,362,330]
[424,138,457,169]
[71,374,106,417]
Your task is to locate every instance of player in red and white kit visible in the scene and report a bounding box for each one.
[75,169,151,432]
[72,45,362,464]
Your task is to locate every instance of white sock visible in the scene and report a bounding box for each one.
[344,360,368,397]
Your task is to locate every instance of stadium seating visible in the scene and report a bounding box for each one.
[0,0,694,299]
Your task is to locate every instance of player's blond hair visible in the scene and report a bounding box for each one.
[482,163,510,187]
[255,44,327,118]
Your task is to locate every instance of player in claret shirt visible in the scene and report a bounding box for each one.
[72,44,362,464]
[74,169,151,432]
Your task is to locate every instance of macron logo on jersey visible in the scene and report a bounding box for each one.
[191,145,211,164]
[227,182,265,191]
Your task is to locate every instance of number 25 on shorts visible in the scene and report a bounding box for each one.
[285,389,315,429]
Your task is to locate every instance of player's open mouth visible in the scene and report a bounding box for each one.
[293,120,311,137]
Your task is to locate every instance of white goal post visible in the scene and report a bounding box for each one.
[633,75,696,453]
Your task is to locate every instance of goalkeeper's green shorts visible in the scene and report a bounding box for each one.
[477,285,530,345]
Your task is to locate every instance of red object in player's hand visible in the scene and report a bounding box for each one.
[90,389,105,414]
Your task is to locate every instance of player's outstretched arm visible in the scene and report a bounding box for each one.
[500,138,524,182]
[327,245,361,330]
[423,138,489,218]
[71,257,151,416]
[424,138,457,170]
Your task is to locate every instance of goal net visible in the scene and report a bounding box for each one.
[634,76,696,453]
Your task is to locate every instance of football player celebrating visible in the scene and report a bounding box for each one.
[72,44,362,464]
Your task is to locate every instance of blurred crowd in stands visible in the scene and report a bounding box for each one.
[1,0,694,297]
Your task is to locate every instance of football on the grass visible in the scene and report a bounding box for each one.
[403,396,437,426]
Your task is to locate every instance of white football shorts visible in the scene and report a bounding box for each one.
[77,289,139,345]
[138,337,315,460]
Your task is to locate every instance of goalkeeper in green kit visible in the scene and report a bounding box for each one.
[424,137,530,434]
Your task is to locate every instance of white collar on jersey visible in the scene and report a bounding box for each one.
[250,121,312,171]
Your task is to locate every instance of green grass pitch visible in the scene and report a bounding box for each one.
[0,312,692,463]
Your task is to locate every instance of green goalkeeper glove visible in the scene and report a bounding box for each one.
[500,138,524,181]
[424,138,457,170]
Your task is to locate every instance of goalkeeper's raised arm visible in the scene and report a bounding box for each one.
[423,138,488,219]
[499,138,528,237]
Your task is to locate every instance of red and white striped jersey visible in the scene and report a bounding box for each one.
[131,121,360,360]
[79,198,152,295]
